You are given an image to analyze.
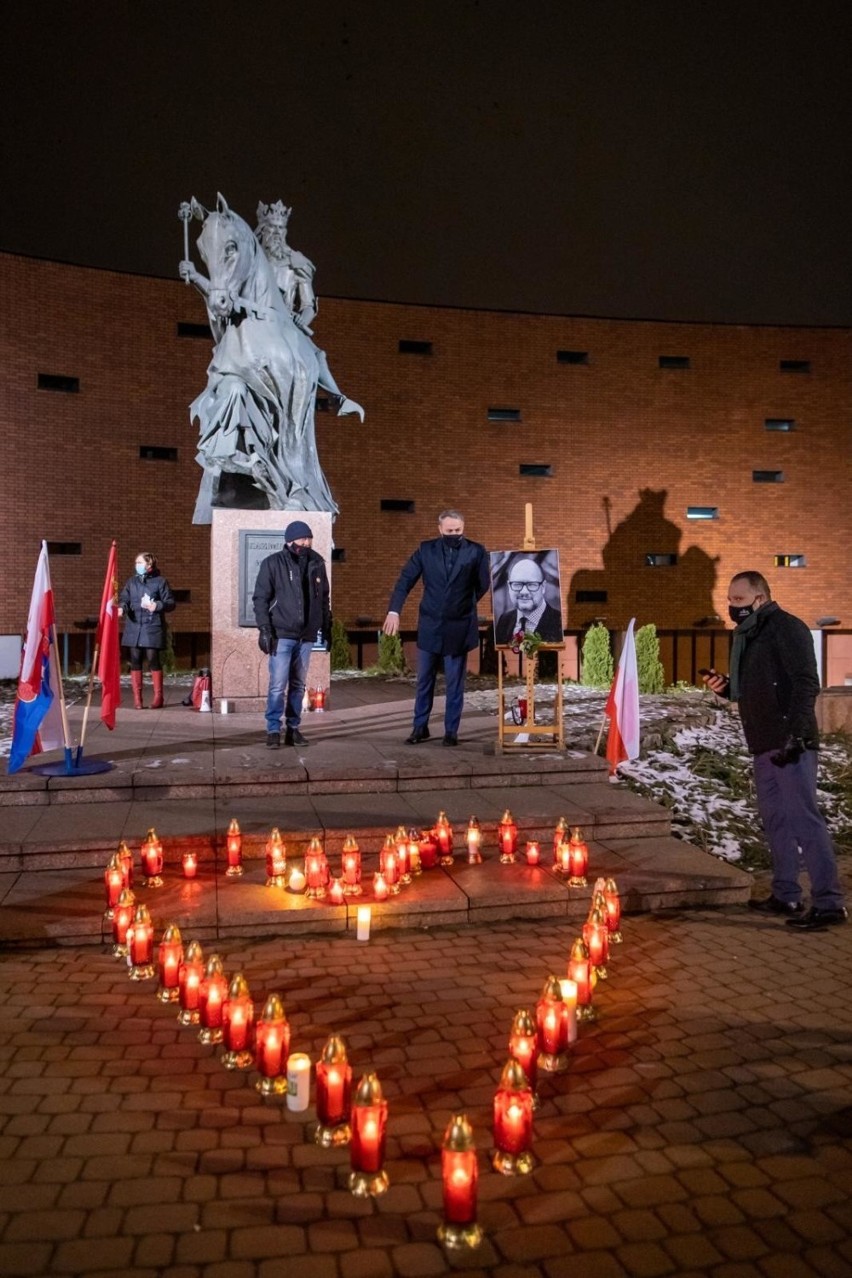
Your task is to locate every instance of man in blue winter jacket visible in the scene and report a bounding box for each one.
[383,509,490,746]
[703,571,846,931]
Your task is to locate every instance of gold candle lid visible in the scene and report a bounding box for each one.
[116,888,135,908]
[204,954,225,977]
[500,809,515,824]
[161,923,182,945]
[184,939,204,963]
[510,1008,536,1036]
[227,973,251,1000]
[604,877,620,895]
[569,937,590,962]
[320,1034,349,1065]
[342,833,360,852]
[354,1072,384,1105]
[133,903,152,925]
[443,1113,475,1152]
[540,974,564,1002]
[106,852,122,871]
[499,1058,531,1092]
[260,993,286,1022]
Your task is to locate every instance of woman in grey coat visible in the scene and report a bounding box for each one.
[118,552,175,708]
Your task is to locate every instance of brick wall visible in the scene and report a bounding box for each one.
[1,251,850,645]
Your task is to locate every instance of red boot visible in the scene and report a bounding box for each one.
[151,670,164,710]
[131,669,145,710]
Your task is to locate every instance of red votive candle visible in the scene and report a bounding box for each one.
[226,818,243,877]
[221,973,254,1068]
[508,1008,539,1096]
[177,940,205,1025]
[103,853,124,918]
[182,851,198,879]
[316,1035,353,1145]
[492,1060,534,1175]
[438,1114,483,1249]
[254,993,290,1094]
[349,1073,389,1196]
[156,924,183,1002]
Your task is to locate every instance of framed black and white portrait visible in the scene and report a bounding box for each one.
[490,550,564,647]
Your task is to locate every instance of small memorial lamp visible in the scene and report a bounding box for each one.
[583,906,610,978]
[567,937,595,1021]
[140,827,164,888]
[379,836,400,894]
[265,828,287,887]
[329,877,345,905]
[433,811,454,863]
[465,816,483,865]
[438,1114,483,1251]
[492,1059,535,1175]
[181,850,198,879]
[535,975,571,1073]
[373,872,389,902]
[221,973,255,1070]
[315,1034,353,1147]
[604,877,623,943]
[552,816,569,865]
[103,853,124,921]
[349,1072,389,1197]
[407,829,422,876]
[254,993,290,1095]
[128,904,155,981]
[111,888,136,958]
[508,1008,539,1102]
[498,809,518,864]
[117,839,134,889]
[341,834,362,895]
[225,818,244,877]
[177,940,205,1026]
[419,830,439,871]
[525,839,541,866]
[198,955,228,1045]
[156,924,183,1003]
[305,837,328,899]
[568,826,589,886]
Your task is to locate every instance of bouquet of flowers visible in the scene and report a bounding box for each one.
[511,628,544,659]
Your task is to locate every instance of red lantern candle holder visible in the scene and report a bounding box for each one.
[498,810,518,864]
[182,851,198,880]
[315,1034,353,1147]
[373,872,389,902]
[117,839,134,889]
[265,828,287,887]
[419,832,439,871]
[558,841,571,876]
[604,877,623,943]
[156,924,184,1003]
[221,973,255,1070]
[552,817,569,865]
[466,817,482,865]
[140,827,164,888]
[433,811,454,865]
[177,940,205,1026]
[103,853,124,920]
[341,834,362,895]
[525,840,541,866]
[535,975,571,1073]
[567,826,589,886]
[379,837,400,894]
[438,1114,483,1251]
[111,888,135,958]
[305,837,329,899]
[128,904,155,981]
[225,818,243,878]
[254,993,290,1095]
[314,686,326,711]
[407,830,422,876]
[492,1059,535,1175]
[349,1073,389,1197]
[198,955,228,1045]
[583,906,610,978]
[558,977,579,1044]
[508,1008,539,1101]
[393,826,411,883]
[567,937,595,1021]
[329,877,345,905]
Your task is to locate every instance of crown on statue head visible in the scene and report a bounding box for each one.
[256,200,292,230]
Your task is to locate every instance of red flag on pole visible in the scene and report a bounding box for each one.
[605,618,640,773]
[97,541,121,730]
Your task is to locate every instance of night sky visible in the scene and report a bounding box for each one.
[2,2,851,325]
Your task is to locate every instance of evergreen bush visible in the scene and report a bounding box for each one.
[376,631,407,674]
[329,618,353,671]
[635,623,666,693]
[580,623,613,688]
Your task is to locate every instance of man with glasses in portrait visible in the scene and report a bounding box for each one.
[494,557,564,645]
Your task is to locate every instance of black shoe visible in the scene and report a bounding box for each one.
[405,727,430,744]
[748,895,804,915]
[443,732,459,747]
[786,906,848,931]
[266,732,281,749]
[285,728,308,747]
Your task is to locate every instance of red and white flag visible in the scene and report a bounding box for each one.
[8,542,64,773]
[96,541,121,730]
[605,618,640,773]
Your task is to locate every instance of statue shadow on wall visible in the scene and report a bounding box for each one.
[567,489,720,631]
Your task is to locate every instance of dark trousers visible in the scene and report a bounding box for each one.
[413,648,467,736]
[752,748,844,910]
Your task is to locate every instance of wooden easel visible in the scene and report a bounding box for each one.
[495,504,566,753]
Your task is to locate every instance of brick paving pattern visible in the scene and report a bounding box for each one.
[1,864,851,1277]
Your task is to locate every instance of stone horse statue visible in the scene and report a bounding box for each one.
[179,194,363,524]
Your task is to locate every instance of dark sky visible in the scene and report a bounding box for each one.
[2,2,851,325]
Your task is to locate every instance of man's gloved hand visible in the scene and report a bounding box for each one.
[258,627,277,656]
[770,735,806,767]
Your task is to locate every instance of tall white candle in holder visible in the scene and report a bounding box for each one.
[559,978,579,1044]
[286,1053,311,1112]
[356,906,371,941]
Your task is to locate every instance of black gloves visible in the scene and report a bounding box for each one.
[770,736,806,767]
[258,627,278,656]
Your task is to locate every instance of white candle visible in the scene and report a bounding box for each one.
[356,906,371,941]
[559,978,579,1044]
[288,868,306,893]
[286,1053,311,1112]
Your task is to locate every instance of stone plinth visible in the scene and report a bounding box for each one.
[817,686,852,736]
[211,509,332,712]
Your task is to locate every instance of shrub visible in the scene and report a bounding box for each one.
[329,618,353,671]
[376,632,407,674]
[580,624,613,688]
[635,623,666,694]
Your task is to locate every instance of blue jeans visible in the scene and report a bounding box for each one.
[413,648,468,736]
[752,748,844,910]
[265,639,314,734]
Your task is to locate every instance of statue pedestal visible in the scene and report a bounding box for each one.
[211,509,332,714]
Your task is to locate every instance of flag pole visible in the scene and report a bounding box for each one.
[76,638,101,765]
[48,619,74,772]
[593,712,608,756]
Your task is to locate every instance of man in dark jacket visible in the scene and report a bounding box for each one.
[703,571,845,931]
[252,520,330,748]
[383,509,490,746]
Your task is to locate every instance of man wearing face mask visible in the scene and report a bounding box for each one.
[383,509,490,746]
[252,520,330,749]
[702,571,845,931]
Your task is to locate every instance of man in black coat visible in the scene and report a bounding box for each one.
[494,557,564,646]
[252,520,330,749]
[703,571,845,931]
[383,509,490,745]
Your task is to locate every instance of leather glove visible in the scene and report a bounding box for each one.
[258,627,277,656]
[770,736,805,767]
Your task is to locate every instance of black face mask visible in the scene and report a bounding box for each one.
[442,534,463,549]
[288,542,306,557]
[729,601,757,624]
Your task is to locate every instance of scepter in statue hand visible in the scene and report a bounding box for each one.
[178,202,192,284]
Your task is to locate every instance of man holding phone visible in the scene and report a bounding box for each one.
[702,571,845,931]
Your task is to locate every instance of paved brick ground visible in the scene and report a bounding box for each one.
[1,864,851,1278]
